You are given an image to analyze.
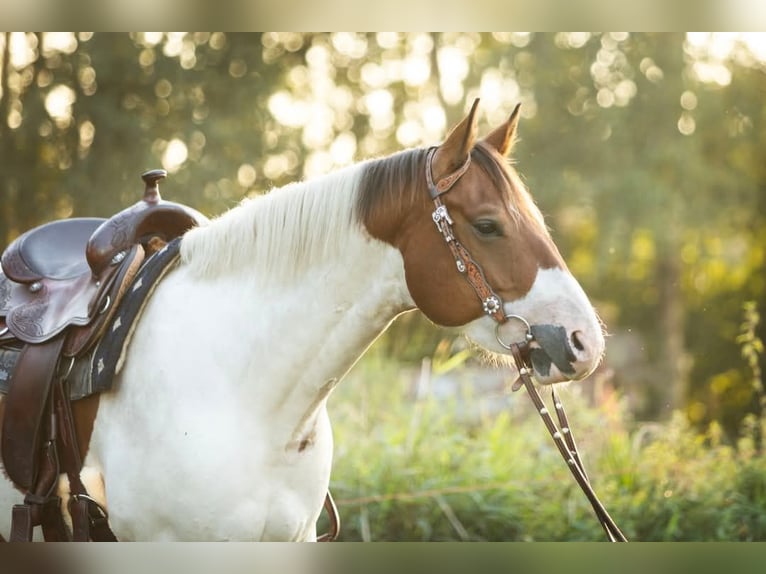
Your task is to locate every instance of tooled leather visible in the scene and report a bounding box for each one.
[3,271,101,344]
[425,148,507,325]
[1,244,41,283]
[63,244,145,358]
[9,295,49,340]
[87,210,142,275]
[86,200,205,276]
[443,232,506,324]
[0,273,13,313]
[425,147,472,199]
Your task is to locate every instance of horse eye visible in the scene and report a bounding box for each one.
[472,219,501,237]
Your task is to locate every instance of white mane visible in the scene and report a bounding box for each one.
[180,163,364,284]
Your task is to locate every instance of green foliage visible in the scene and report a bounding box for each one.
[738,302,764,404]
[323,352,766,541]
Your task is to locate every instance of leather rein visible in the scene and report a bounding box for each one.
[425,147,627,542]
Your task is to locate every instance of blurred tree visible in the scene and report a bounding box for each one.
[1,32,763,431]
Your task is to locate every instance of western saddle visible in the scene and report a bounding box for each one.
[0,170,208,541]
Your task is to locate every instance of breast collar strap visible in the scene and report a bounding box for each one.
[425,147,507,325]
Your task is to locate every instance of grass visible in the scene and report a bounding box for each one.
[320,350,766,541]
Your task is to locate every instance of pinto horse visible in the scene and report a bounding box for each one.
[0,100,604,541]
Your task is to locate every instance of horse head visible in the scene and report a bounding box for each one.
[362,100,604,385]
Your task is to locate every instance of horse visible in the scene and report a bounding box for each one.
[0,99,605,541]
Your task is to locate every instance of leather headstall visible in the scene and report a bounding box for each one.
[425,147,507,324]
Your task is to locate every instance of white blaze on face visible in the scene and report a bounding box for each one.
[465,267,605,384]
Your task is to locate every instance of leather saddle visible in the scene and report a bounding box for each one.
[0,170,208,541]
[1,170,207,349]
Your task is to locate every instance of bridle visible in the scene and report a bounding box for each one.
[425,146,628,542]
[426,147,507,325]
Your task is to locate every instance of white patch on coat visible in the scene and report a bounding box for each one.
[464,267,605,384]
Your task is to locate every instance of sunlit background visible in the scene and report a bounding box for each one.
[1,33,765,540]
[5,35,764,150]
[1,29,764,431]
[6,32,766,176]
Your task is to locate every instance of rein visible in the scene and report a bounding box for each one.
[508,327,628,542]
[425,147,628,542]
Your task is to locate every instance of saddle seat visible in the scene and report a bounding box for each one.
[1,218,106,284]
[0,169,208,347]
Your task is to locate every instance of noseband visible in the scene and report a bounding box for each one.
[425,147,627,542]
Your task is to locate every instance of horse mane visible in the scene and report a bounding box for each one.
[180,164,363,283]
[354,147,429,227]
[180,141,545,282]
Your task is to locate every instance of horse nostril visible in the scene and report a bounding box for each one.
[571,330,586,353]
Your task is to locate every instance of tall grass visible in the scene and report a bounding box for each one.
[322,342,766,541]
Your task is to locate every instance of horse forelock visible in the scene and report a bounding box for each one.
[180,165,363,283]
[471,142,548,235]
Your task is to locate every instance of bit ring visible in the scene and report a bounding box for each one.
[495,314,533,350]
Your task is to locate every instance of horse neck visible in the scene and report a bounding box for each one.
[177,166,414,404]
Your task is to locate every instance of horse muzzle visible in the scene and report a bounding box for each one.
[495,316,604,385]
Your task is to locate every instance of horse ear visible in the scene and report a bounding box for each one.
[434,98,480,172]
[483,103,521,157]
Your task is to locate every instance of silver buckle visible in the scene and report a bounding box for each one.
[432,204,453,227]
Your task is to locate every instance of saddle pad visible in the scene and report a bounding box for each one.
[89,238,182,393]
[0,344,91,400]
[0,345,22,393]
